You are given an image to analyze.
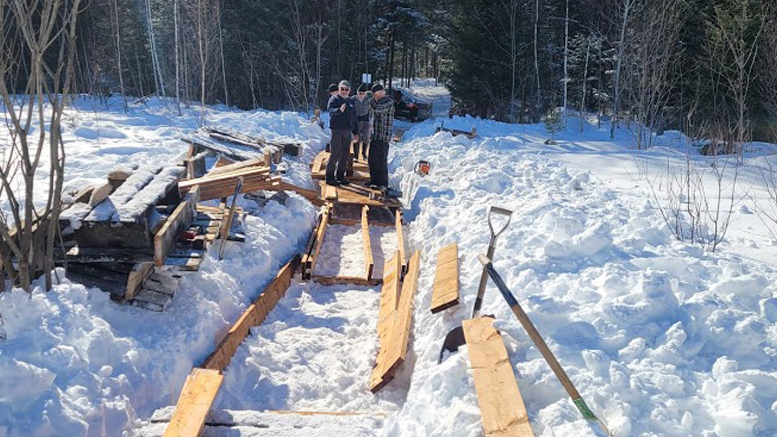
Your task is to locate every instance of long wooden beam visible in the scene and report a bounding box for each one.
[162,368,224,437]
[311,275,382,287]
[370,250,421,393]
[154,186,200,266]
[202,254,301,371]
[362,206,374,281]
[369,252,402,393]
[395,210,406,275]
[306,204,331,279]
[463,317,535,437]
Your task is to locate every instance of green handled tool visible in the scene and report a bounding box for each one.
[478,254,613,436]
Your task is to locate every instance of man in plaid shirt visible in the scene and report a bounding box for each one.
[368,83,394,189]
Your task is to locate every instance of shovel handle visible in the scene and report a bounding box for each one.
[472,206,513,318]
[478,254,582,400]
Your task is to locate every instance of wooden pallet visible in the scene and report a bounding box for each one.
[430,243,459,313]
[463,317,535,437]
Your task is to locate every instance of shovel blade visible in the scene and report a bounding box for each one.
[438,325,465,364]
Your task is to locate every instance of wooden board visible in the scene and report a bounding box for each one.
[63,246,154,263]
[330,203,396,227]
[178,166,271,194]
[207,157,267,176]
[431,243,460,313]
[463,317,535,437]
[311,275,382,287]
[369,252,402,393]
[318,181,402,208]
[154,186,200,266]
[202,255,300,371]
[126,262,154,300]
[362,206,374,281]
[396,210,406,274]
[162,368,224,437]
[307,205,330,278]
[88,182,114,207]
[386,251,420,367]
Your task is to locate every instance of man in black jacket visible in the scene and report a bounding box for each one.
[368,83,394,190]
[326,80,358,185]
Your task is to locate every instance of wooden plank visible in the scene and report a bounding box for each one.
[463,317,534,437]
[164,256,203,271]
[311,275,382,287]
[154,186,200,266]
[125,262,154,300]
[388,250,420,365]
[202,255,300,371]
[162,368,224,437]
[207,157,267,177]
[307,204,330,278]
[396,210,406,274]
[330,204,396,227]
[272,182,325,207]
[321,182,402,208]
[178,166,271,192]
[431,243,460,314]
[88,182,114,207]
[369,252,402,392]
[63,246,154,263]
[362,206,374,281]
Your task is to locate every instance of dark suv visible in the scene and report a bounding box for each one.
[390,88,433,122]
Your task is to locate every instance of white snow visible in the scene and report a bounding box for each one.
[3,84,777,437]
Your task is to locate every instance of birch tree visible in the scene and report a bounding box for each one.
[0,0,84,292]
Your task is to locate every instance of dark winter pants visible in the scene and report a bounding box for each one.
[326,129,352,183]
[368,139,389,187]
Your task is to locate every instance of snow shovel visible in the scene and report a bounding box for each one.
[437,206,512,364]
[478,254,613,436]
[218,177,243,260]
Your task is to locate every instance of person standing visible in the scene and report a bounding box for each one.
[326,80,358,186]
[368,83,394,190]
[353,84,371,162]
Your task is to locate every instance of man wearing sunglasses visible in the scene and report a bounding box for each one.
[326,80,358,186]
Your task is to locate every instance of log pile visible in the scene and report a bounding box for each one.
[182,127,301,164]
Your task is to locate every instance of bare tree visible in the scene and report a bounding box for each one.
[632,0,684,149]
[610,0,637,139]
[705,0,765,151]
[0,0,84,291]
[111,0,127,112]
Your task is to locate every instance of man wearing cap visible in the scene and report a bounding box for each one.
[368,83,394,190]
[326,80,358,186]
[353,84,371,162]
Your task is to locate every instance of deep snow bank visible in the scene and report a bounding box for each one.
[0,99,326,437]
[383,128,777,437]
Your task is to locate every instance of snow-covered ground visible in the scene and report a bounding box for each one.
[3,82,777,437]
